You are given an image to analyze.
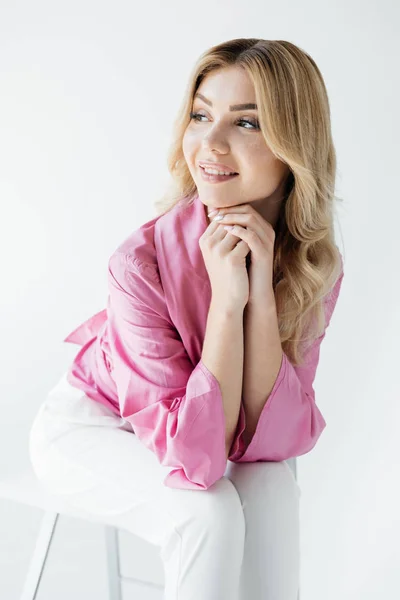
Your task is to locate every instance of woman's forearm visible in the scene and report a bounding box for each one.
[242,301,283,446]
[201,301,244,458]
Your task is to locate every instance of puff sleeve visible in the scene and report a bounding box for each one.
[228,267,345,463]
[106,251,230,491]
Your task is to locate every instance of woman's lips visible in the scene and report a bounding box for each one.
[200,166,239,184]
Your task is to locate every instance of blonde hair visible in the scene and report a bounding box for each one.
[154,38,345,367]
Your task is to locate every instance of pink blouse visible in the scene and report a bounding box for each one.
[63,193,344,490]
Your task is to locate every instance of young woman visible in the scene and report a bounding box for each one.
[29,38,344,600]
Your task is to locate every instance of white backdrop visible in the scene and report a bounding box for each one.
[0,1,399,599]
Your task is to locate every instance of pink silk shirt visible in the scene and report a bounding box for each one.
[63,192,344,491]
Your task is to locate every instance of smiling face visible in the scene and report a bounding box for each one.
[182,66,290,228]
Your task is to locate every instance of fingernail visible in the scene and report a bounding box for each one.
[207,209,218,217]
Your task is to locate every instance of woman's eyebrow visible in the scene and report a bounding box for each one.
[194,92,257,111]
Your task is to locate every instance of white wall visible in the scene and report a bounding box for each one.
[0,1,399,599]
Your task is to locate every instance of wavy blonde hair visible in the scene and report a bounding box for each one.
[154,38,344,367]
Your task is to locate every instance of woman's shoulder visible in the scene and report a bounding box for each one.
[111,214,160,268]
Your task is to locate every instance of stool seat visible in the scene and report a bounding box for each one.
[0,465,141,600]
[0,468,101,522]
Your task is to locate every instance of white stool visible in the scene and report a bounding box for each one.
[0,458,298,599]
[0,467,164,599]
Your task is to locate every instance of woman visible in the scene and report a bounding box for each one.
[29,38,345,600]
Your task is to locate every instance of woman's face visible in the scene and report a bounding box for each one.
[182,66,290,227]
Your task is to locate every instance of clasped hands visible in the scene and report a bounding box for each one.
[207,203,276,307]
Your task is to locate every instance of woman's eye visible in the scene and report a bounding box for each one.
[189,111,259,130]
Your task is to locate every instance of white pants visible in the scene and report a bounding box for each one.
[28,370,301,600]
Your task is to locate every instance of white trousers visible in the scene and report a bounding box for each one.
[28,370,301,600]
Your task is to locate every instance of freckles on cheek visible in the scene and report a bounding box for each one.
[251,151,276,174]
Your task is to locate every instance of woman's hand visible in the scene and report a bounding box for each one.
[208,203,276,307]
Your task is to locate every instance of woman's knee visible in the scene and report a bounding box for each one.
[200,475,246,527]
[161,474,246,541]
[226,460,301,505]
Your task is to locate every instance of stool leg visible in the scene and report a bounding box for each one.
[105,526,122,600]
[20,511,59,600]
